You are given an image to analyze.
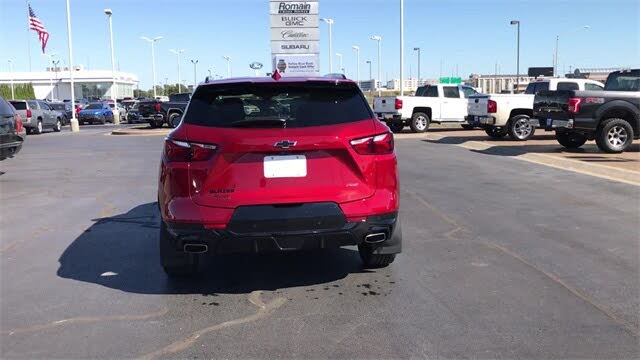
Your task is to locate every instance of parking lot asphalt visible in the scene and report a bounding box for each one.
[1,126,638,359]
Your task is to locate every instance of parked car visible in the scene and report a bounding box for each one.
[158,77,401,276]
[138,93,191,128]
[9,99,63,134]
[47,102,73,125]
[125,102,142,123]
[78,102,114,125]
[0,96,26,161]
[108,102,126,120]
[532,69,639,153]
[466,78,604,140]
[373,84,480,133]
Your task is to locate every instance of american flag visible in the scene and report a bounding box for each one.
[28,4,49,54]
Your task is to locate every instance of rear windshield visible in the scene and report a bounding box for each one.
[9,101,27,110]
[605,70,640,91]
[525,82,550,94]
[85,104,103,110]
[49,104,65,110]
[184,83,373,128]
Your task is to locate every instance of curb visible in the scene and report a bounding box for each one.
[111,127,171,136]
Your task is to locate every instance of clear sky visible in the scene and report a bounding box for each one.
[1,0,638,89]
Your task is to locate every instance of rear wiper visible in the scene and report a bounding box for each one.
[230,118,287,128]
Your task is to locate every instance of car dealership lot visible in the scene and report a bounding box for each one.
[1,127,638,359]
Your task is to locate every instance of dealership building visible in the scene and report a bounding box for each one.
[0,65,138,101]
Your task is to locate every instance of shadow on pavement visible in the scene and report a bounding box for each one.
[57,203,368,295]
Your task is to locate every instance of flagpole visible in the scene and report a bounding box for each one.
[26,0,32,71]
[66,0,79,132]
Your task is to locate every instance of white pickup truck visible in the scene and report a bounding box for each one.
[373,84,480,133]
[466,78,604,140]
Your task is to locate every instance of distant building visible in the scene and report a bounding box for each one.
[385,78,437,92]
[0,65,139,100]
[565,67,625,82]
[468,74,536,94]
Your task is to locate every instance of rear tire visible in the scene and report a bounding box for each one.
[388,123,404,133]
[34,120,43,135]
[159,221,199,277]
[556,131,587,149]
[54,119,62,132]
[596,118,633,153]
[410,112,430,133]
[358,245,396,268]
[485,126,507,139]
[507,115,535,141]
[168,113,181,128]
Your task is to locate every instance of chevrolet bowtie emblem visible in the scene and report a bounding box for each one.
[274,140,297,149]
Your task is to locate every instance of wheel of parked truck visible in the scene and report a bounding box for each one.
[484,126,507,139]
[555,131,586,149]
[358,245,396,268]
[388,123,404,133]
[410,112,430,133]
[159,221,199,277]
[53,118,62,132]
[35,120,43,135]
[596,118,634,153]
[169,113,182,128]
[507,115,535,141]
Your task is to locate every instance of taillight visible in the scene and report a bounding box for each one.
[163,138,217,162]
[15,114,23,133]
[26,109,32,119]
[350,132,394,155]
[154,103,162,112]
[568,98,582,114]
[395,99,403,109]
[487,100,497,113]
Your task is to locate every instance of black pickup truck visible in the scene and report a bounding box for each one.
[137,93,191,128]
[532,69,639,153]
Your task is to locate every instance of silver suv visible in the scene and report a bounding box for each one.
[9,100,63,134]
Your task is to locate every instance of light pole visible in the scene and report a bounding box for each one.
[207,69,212,77]
[414,47,421,84]
[400,0,405,96]
[352,46,360,86]
[44,53,57,100]
[365,60,372,92]
[170,49,185,92]
[141,36,163,98]
[52,60,60,100]
[7,60,14,100]
[336,53,343,74]
[222,56,231,78]
[370,35,382,96]
[554,25,590,77]
[510,20,520,93]
[321,18,334,72]
[190,59,198,89]
[65,0,79,132]
[104,9,119,124]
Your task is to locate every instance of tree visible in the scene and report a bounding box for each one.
[0,83,36,100]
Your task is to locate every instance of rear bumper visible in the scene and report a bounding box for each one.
[163,202,401,256]
[377,113,403,122]
[0,137,25,159]
[466,115,496,126]
[529,117,573,131]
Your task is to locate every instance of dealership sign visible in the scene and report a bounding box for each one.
[270,0,319,76]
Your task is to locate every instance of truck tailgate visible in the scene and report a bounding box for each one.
[468,95,489,116]
[373,96,398,114]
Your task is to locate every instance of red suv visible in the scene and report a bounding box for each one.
[158,77,401,276]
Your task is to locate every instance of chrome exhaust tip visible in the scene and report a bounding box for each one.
[364,232,387,244]
[183,243,208,254]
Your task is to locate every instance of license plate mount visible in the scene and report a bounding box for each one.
[264,155,307,178]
